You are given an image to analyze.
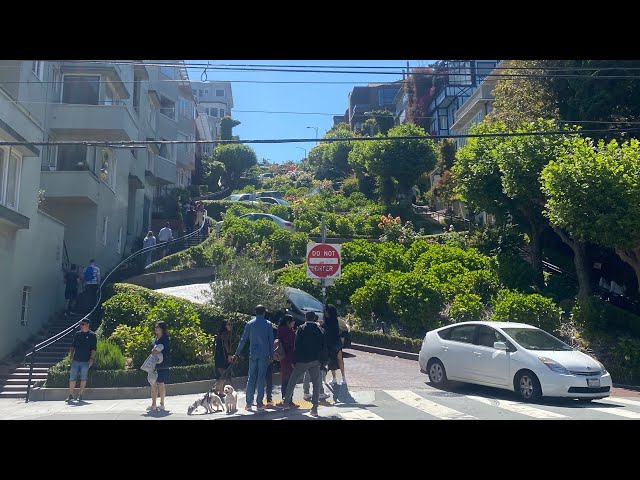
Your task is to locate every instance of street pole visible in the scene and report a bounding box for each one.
[321,216,326,306]
[306,126,318,145]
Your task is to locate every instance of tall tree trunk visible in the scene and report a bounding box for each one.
[553,226,592,296]
[616,246,640,294]
[527,219,545,287]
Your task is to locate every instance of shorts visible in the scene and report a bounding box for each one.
[156,368,170,384]
[69,360,90,381]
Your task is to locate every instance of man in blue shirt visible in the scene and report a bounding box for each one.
[231,305,274,411]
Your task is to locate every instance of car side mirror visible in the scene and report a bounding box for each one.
[494,341,508,351]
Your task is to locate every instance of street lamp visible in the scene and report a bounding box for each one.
[296,147,307,159]
[306,126,319,144]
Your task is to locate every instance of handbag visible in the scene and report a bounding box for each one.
[272,338,285,362]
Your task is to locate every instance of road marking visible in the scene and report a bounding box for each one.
[466,395,567,419]
[603,397,640,408]
[384,390,476,420]
[582,403,640,419]
[339,409,384,420]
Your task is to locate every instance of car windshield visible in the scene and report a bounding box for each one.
[289,292,323,312]
[501,328,573,351]
[226,194,242,201]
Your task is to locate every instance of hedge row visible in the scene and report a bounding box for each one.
[145,234,231,273]
[350,329,422,353]
[45,361,251,388]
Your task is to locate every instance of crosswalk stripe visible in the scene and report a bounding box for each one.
[582,404,640,419]
[603,397,640,408]
[384,390,476,420]
[466,395,568,419]
[339,409,384,420]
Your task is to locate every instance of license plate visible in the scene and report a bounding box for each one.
[587,378,600,388]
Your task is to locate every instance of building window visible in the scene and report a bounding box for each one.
[204,89,209,95]
[102,216,109,246]
[32,61,44,80]
[20,286,31,326]
[216,89,224,97]
[103,82,117,105]
[133,76,141,114]
[56,144,93,172]
[179,98,191,118]
[160,65,174,79]
[177,133,188,153]
[0,147,22,210]
[198,89,203,97]
[219,109,224,117]
[62,75,100,105]
[439,115,448,130]
[159,96,175,119]
[192,89,197,97]
[117,226,122,254]
[99,148,116,189]
[52,67,61,94]
[210,107,218,117]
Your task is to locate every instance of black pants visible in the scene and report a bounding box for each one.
[85,284,98,310]
[266,362,273,402]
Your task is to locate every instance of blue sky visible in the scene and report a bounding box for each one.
[186,60,434,163]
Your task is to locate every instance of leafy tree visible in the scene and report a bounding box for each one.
[307,124,355,181]
[201,158,226,191]
[349,123,437,204]
[212,144,258,188]
[369,110,395,135]
[542,137,640,293]
[220,116,241,140]
[438,138,457,170]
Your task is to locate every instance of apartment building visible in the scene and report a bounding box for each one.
[347,82,401,131]
[0,60,196,360]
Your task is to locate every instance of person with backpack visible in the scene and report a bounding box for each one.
[83,259,100,310]
[276,314,296,401]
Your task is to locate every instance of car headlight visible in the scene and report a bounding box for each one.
[597,361,608,375]
[539,357,570,374]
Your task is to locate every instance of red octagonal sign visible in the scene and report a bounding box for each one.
[306,243,341,279]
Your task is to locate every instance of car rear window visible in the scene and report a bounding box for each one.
[437,328,452,340]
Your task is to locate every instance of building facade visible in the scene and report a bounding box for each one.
[347,83,401,131]
[0,60,196,360]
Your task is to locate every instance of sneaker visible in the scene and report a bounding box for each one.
[66,395,74,403]
[331,379,338,386]
[303,393,312,401]
[146,405,157,411]
[157,404,166,411]
[76,394,83,402]
[319,392,330,401]
[245,404,253,411]
[310,408,319,417]
[341,378,347,386]
[256,404,266,411]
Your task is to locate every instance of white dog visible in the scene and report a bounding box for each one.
[187,390,224,415]
[224,385,238,413]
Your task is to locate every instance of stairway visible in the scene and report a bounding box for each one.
[0,310,85,399]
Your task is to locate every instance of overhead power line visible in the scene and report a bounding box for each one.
[2,128,639,149]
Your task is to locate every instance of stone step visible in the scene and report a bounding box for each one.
[0,372,48,379]
[14,367,49,373]
[0,384,33,391]
[0,378,39,385]
[0,391,26,398]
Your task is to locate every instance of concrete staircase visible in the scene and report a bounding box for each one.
[0,311,85,399]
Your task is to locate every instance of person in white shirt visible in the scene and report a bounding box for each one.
[142,231,157,266]
[157,222,173,258]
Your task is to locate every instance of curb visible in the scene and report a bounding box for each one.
[31,373,282,401]
[349,343,419,361]
[612,383,640,391]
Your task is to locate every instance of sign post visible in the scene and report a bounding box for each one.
[306,217,341,306]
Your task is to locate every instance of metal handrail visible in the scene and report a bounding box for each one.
[23,211,209,402]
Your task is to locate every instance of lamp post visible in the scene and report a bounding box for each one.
[296,147,307,160]
[306,126,319,144]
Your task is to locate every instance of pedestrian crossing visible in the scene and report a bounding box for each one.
[333,389,640,421]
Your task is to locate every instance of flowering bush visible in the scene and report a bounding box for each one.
[377,214,421,244]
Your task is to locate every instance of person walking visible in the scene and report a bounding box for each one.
[231,305,273,412]
[264,310,276,405]
[324,304,347,386]
[157,222,173,258]
[142,231,156,267]
[63,264,80,313]
[83,259,100,310]
[282,311,327,417]
[185,204,196,235]
[214,320,233,396]
[196,202,205,241]
[277,314,296,401]
[148,321,171,412]
[67,318,97,402]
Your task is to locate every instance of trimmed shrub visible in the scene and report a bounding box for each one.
[94,339,126,370]
[142,297,201,331]
[265,228,293,258]
[449,293,484,323]
[404,239,433,266]
[145,236,232,273]
[109,325,152,368]
[330,262,378,305]
[543,273,578,302]
[275,263,322,298]
[492,290,563,334]
[414,244,490,273]
[350,330,422,353]
[351,272,396,319]
[455,269,502,303]
[377,242,410,272]
[269,204,292,221]
[570,295,640,337]
[389,272,445,333]
[291,232,310,258]
[341,239,381,264]
[495,253,538,293]
[335,217,355,237]
[101,292,150,338]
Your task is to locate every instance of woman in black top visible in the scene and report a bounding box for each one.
[214,320,232,395]
[148,321,171,412]
[64,264,80,313]
[324,304,347,386]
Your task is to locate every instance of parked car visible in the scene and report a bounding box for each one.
[224,193,257,202]
[258,190,284,199]
[215,213,295,234]
[259,172,275,179]
[284,287,351,348]
[419,321,612,402]
[257,196,291,206]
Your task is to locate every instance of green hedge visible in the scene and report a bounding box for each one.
[45,361,250,388]
[350,329,422,353]
[571,295,640,337]
[145,235,231,273]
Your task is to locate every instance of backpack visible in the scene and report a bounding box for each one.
[84,265,94,282]
[273,338,285,362]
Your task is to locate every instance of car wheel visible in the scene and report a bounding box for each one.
[515,371,542,402]
[427,359,448,387]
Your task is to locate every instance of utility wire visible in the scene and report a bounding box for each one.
[2,128,638,148]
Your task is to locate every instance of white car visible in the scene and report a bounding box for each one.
[215,213,295,234]
[419,321,612,402]
[257,196,291,206]
[224,193,258,203]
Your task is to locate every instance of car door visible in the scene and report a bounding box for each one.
[470,325,512,386]
[441,324,478,380]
